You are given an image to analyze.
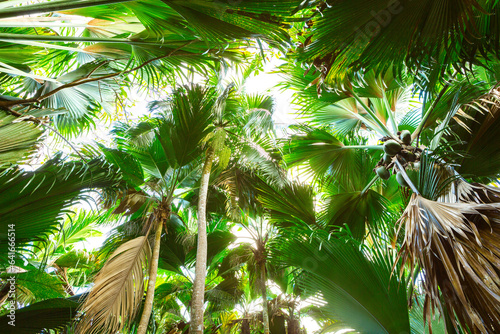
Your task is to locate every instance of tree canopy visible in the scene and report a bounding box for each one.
[1,1,500,334]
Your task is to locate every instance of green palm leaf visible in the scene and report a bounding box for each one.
[0,155,121,259]
[0,110,43,166]
[0,294,84,334]
[271,229,410,334]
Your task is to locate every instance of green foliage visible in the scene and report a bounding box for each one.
[271,229,410,334]
[0,110,43,166]
[0,155,120,262]
[0,294,84,334]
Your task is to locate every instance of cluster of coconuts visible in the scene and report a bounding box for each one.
[374,130,422,187]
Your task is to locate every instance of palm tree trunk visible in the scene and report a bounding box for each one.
[261,260,270,334]
[190,146,215,334]
[137,222,163,334]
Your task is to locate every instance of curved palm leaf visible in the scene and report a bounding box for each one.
[77,236,151,334]
[0,156,121,260]
[0,294,84,334]
[271,229,410,333]
[0,110,43,166]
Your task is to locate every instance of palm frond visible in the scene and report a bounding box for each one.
[0,294,84,334]
[448,85,500,180]
[255,178,317,228]
[0,110,43,166]
[271,229,410,333]
[298,1,499,82]
[397,194,500,333]
[0,156,121,259]
[77,235,151,334]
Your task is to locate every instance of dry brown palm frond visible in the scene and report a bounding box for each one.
[76,236,151,334]
[456,180,500,204]
[397,194,500,333]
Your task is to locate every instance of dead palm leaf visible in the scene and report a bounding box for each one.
[397,194,500,333]
[456,180,500,204]
[77,236,151,334]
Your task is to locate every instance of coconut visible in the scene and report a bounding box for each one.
[376,166,390,180]
[396,171,409,187]
[400,130,411,145]
[383,140,402,156]
[383,153,392,164]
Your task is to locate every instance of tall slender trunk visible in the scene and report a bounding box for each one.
[190,147,215,334]
[137,222,163,334]
[261,260,270,334]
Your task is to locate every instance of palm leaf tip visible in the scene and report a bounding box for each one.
[77,236,151,334]
[398,194,500,332]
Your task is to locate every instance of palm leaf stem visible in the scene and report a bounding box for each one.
[0,33,174,45]
[41,124,88,162]
[412,78,455,142]
[336,103,387,137]
[0,0,135,19]
[346,145,383,150]
[0,40,197,110]
[348,88,396,139]
[395,158,420,195]
[361,175,379,195]
[382,90,398,133]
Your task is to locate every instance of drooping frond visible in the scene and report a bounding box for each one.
[77,236,151,334]
[297,1,500,81]
[448,85,500,180]
[0,156,121,260]
[397,194,500,333]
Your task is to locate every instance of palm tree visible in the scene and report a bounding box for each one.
[103,199,242,333]
[189,74,285,332]
[190,83,234,334]
[280,60,500,331]
[77,84,214,334]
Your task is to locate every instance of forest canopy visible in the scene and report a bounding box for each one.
[1,1,500,334]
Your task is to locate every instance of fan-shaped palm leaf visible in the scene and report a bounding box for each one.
[271,229,410,333]
[397,194,500,333]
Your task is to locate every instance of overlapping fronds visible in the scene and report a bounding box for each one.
[0,156,121,260]
[298,0,500,81]
[0,294,84,334]
[271,229,410,333]
[255,178,316,227]
[449,85,500,180]
[397,194,500,333]
[77,236,151,334]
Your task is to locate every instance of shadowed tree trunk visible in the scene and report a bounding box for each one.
[287,318,300,334]
[241,318,250,334]
[190,146,215,334]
